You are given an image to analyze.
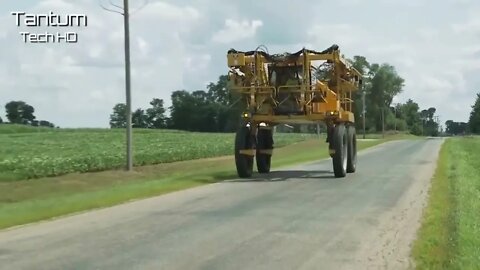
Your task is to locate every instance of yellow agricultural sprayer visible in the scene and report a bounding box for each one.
[226,44,363,178]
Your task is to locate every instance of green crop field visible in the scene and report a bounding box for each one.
[0,124,315,181]
[413,136,480,269]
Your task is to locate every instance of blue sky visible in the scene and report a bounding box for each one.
[1,0,479,127]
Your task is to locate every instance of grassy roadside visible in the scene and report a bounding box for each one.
[0,137,390,230]
[412,137,480,269]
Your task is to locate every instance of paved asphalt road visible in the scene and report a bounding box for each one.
[0,138,443,270]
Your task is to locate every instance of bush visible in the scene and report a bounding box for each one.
[410,123,423,135]
[396,119,408,131]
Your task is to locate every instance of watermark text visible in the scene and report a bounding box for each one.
[12,11,88,44]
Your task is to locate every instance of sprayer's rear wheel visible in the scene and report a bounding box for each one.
[256,128,273,173]
[331,123,347,178]
[235,126,254,178]
[347,125,357,173]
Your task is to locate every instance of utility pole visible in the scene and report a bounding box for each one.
[123,0,133,171]
[362,87,366,139]
[393,104,397,133]
[100,0,148,171]
[382,107,385,138]
[435,115,441,135]
[422,119,425,136]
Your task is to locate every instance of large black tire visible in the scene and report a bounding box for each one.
[346,125,357,173]
[256,128,273,173]
[235,126,254,178]
[327,125,335,158]
[332,123,347,178]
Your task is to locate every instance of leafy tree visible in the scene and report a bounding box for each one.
[350,56,370,75]
[348,57,404,133]
[445,120,453,133]
[384,110,397,131]
[387,104,407,131]
[410,123,423,136]
[420,109,428,123]
[424,118,439,137]
[416,107,439,136]
[167,75,243,133]
[209,74,251,131]
[30,120,55,128]
[427,107,436,121]
[0,116,2,124]
[367,64,404,131]
[110,103,127,128]
[190,90,218,132]
[146,98,166,128]
[445,120,468,135]
[397,99,421,134]
[168,90,196,131]
[168,90,215,131]
[468,93,480,134]
[349,56,371,131]
[395,118,408,131]
[132,108,148,128]
[207,75,229,104]
[216,75,244,132]
[458,122,468,135]
[39,120,55,128]
[5,101,36,124]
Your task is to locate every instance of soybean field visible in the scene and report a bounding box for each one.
[0,125,315,181]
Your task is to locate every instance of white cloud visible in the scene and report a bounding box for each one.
[0,0,204,127]
[141,1,201,22]
[335,0,362,6]
[184,54,211,71]
[307,24,371,56]
[137,37,149,56]
[1,0,480,126]
[212,19,263,44]
[366,44,407,56]
[451,18,480,34]
[377,0,429,7]
[416,27,439,40]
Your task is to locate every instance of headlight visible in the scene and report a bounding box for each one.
[326,111,338,116]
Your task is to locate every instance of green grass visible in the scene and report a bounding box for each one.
[412,137,480,269]
[0,124,56,134]
[0,138,386,229]
[0,125,314,181]
[359,131,420,140]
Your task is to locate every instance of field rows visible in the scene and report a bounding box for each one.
[0,127,315,181]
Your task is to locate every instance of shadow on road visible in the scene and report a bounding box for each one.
[224,170,335,183]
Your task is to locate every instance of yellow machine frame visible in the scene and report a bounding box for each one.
[227,45,363,178]
[227,45,362,126]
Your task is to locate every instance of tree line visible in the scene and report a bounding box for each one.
[110,55,450,136]
[435,93,480,136]
[3,55,479,135]
[349,56,480,136]
[348,56,441,136]
[109,75,243,132]
[0,101,55,127]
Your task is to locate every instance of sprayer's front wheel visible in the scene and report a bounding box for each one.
[331,123,347,178]
[347,125,357,173]
[235,126,254,178]
[256,128,273,173]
